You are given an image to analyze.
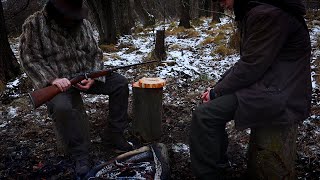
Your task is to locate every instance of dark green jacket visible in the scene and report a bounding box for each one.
[214,2,311,129]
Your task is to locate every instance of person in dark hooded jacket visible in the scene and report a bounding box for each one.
[190,0,311,179]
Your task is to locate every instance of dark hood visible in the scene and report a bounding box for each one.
[234,0,306,21]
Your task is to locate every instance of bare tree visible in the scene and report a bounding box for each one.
[199,0,211,17]
[0,1,21,92]
[4,0,40,35]
[113,0,134,35]
[131,0,155,27]
[190,0,200,18]
[179,0,191,28]
[211,0,223,23]
[86,0,117,44]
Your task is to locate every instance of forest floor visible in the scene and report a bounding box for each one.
[0,17,320,179]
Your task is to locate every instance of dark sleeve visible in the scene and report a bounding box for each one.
[214,11,288,96]
[216,66,233,84]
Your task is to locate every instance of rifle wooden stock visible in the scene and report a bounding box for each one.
[29,74,87,109]
[29,60,159,109]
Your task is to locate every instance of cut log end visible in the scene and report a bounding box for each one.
[137,77,166,88]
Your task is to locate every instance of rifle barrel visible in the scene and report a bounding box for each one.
[88,60,159,79]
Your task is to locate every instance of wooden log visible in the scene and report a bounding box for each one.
[247,124,298,180]
[154,30,166,61]
[132,78,165,143]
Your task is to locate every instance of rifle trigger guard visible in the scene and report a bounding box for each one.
[84,73,89,80]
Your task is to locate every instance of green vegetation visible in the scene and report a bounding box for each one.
[100,44,118,53]
[197,74,211,81]
[201,37,215,46]
[213,32,226,44]
[134,26,145,34]
[191,18,205,27]
[212,45,235,57]
[109,54,121,60]
[166,27,200,38]
[229,29,240,51]
[125,46,139,54]
[169,44,181,50]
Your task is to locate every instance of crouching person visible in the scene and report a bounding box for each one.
[190,0,311,179]
[19,0,133,177]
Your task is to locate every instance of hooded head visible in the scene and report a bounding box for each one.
[233,0,306,21]
[49,0,88,20]
[45,0,88,29]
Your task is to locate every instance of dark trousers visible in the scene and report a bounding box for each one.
[46,73,129,160]
[190,94,238,179]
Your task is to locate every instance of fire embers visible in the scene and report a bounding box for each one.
[87,143,170,180]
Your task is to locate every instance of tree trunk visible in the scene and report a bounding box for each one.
[113,0,134,35]
[199,0,211,17]
[190,0,200,19]
[211,0,222,23]
[133,0,155,27]
[0,1,21,92]
[154,30,166,61]
[179,0,191,28]
[87,0,117,44]
[247,124,298,180]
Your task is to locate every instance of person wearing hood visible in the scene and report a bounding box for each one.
[190,0,311,179]
[19,0,133,177]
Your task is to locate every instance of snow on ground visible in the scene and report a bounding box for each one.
[172,143,190,156]
[103,17,238,82]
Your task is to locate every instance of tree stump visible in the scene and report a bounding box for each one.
[132,78,166,143]
[154,30,166,61]
[247,124,298,180]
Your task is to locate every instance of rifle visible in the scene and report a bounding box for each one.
[29,60,159,109]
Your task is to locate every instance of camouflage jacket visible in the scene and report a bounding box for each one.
[19,9,103,89]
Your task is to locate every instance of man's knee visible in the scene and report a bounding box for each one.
[53,103,73,114]
[112,73,129,87]
[192,103,210,121]
[193,104,206,116]
[116,75,129,95]
[48,99,73,115]
[191,105,206,128]
[119,75,129,85]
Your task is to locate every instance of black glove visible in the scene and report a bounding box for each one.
[209,89,216,100]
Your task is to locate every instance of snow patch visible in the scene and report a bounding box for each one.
[172,143,190,155]
[7,106,18,118]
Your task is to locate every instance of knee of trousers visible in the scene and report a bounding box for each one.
[192,105,207,122]
[115,74,129,86]
[191,104,223,129]
[117,75,129,95]
[51,103,73,116]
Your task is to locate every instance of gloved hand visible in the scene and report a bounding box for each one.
[209,88,216,100]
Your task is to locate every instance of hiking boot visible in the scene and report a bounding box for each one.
[103,132,133,153]
[75,158,90,177]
